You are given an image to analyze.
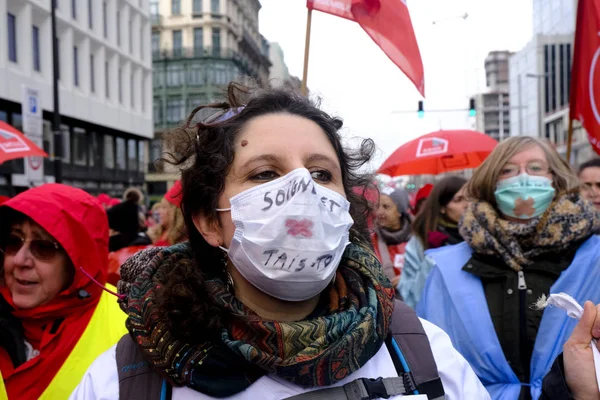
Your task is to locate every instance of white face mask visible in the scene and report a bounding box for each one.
[217,168,354,302]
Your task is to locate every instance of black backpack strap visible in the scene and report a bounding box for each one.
[284,376,411,400]
[116,334,170,400]
[387,300,445,400]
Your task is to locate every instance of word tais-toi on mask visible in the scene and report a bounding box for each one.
[261,175,342,213]
[262,249,334,272]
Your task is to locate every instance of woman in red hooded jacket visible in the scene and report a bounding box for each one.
[0,184,127,399]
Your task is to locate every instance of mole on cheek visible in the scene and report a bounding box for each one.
[241,140,248,147]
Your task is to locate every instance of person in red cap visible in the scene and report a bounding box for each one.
[149,181,187,246]
[412,183,433,216]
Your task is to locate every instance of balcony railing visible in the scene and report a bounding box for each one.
[153,46,237,60]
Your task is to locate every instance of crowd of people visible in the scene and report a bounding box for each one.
[0,83,599,399]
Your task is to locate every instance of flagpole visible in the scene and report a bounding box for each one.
[301,7,313,97]
[566,117,574,163]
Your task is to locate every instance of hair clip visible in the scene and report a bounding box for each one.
[196,106,246,145]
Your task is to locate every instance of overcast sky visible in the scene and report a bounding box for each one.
[259,0,533,171]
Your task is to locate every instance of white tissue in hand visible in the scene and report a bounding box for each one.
[539,292,600,393]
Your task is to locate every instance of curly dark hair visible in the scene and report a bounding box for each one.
[156,82,376,342]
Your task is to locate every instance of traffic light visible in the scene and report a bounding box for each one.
[417,101,424,119]
[469,98,476,117]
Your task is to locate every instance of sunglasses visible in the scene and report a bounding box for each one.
[2,234,62,261]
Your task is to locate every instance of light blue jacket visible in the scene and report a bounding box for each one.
[417,236,600,400]
[397,236,432,309]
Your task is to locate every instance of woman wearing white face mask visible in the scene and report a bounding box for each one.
[418,136,600,400]
[70,83,488,400]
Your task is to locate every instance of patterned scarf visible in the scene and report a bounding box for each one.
[117,240,395,397]
[459,191,600,271]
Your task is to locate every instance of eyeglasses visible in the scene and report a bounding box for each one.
[498,161,551,179]
[1,234,62,261]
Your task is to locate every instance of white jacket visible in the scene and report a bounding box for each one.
[70,319,490,400]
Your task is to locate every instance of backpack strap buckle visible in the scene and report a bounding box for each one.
[360,377,390,399]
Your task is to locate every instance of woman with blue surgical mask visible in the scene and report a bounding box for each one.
[70,83,489,400]
[418,136,600,400]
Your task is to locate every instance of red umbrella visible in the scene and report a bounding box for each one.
[0,121,47,164]
[378,129,498,176]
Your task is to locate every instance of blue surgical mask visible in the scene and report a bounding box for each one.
[494,173,555,219]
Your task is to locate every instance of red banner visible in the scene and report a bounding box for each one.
[570,0,600,154]
[307,0,425,96]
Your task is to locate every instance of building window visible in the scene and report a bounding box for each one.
[127,139,137,171]
[166,97,184,123]
[141,75,146,112]
[559,44,565,108]
[89,131,99,167]
[172,0,181,15]
[104,135,115,168]
[61,125,71,164]
[7,13,17,63]
[116,10,121,46]
[128,19,132,53]
[186,95,204,112]
[105,61,110,98]
[150,0,159,16]
[214,62,228,85]
[90,54,95,92]
[193,0,202,14]
[73,127,87,166]
[166,64,184,86]
[149,138,162,166]
[116,137,126,170]
[544,45,550,114]
[103,1,107,38]
[212,28,220,57]
[140,26,145,60]
[88,0,93,28]
[73,46,79,87]
[153,98,163,124]
[566,43,572,105]
[551,44,557,112]
[32,26,40,72]
[211,0,219,14]
[43,121,54,157]
[188,64,205,85]
[172,30,182,57]
[118,67,123,103]
[152,31,160,58]
[194,28,203,56]
[131,72,135,108]
[138,141,145,172]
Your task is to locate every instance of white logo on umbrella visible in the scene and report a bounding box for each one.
[416,137,449,157]
[0,129,31,153]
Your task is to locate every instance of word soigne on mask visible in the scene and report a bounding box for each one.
[261,176,342,213]
[263,249,334,272]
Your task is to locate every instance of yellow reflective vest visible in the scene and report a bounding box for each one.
[30,287,127,399]
[0,371,6,400]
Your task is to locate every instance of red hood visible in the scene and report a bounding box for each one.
[2,184,109,293]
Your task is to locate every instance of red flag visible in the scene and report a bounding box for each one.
[307,0,425,96]
[569,0,600,155]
